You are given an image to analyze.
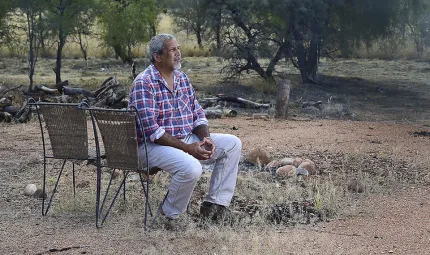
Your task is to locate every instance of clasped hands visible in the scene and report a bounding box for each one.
[187,137,216,160]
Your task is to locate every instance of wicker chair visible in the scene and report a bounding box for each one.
[85,106,153,228]
[30,100,95,216]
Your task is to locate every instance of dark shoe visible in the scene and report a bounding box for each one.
[200,202,232,223]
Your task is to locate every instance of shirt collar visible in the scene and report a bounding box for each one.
[150,64,181,81]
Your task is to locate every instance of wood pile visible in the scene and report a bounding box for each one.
[1,77,281,123]
[0,77,128,123]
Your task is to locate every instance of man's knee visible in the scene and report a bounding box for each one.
[226,134,242,153]
[179,157,202,180]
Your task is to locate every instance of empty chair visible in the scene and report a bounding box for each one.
[30,100,93,216]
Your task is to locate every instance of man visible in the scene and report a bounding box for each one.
[129,34,242,225]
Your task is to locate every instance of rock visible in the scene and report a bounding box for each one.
[244,148,271,166]
[347,180,364,193]
[24,184,37,196]
[299,160,317,175]
[296,167,309,176]
[292,157,303,167]
[276,165,296,177]
[279,157,294,166]
[264,160,281,171]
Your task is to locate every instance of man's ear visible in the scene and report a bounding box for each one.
[154,53,161,62]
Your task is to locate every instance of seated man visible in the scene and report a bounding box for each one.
[129,33,242,224]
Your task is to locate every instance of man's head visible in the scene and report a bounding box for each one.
[149,34,181,71]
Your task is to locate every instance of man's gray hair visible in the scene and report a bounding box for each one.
[149,34,176,63]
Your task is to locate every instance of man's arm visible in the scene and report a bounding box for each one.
[192,124,210,140]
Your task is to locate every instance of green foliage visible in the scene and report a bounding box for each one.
[218,0,430,83]
[169,0,211,47]
[98,0,158,65]
[0,0,14,44]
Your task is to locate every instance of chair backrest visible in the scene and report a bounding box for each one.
[36,103,89,160]
[90,109,144,171]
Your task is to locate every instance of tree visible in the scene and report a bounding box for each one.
[170,0,210,48]
[12,0,47,91]
[0,0,13,45]
[98,0,158,65]
[221,0,413,84]
[44,0,97,83]
[70,11,95,66]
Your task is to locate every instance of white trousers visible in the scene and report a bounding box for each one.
[138,133,242,219]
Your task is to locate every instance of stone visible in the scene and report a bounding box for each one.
[292,157,303,167]
[296,167,309,176]
[299,160,317,175]
[279,157,294,166]
[244,148,271,166]
[276,165,296,177]
[24,184,37,196]
[264,160,281,171]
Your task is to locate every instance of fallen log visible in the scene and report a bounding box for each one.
[33,85,59,95]
[94,84,121,99]
[3,105,20,116]
[0,84,23,97]
[0,112,12,122]
[204,108,237,119]
[216,94,270,109]
[62,86,94,98]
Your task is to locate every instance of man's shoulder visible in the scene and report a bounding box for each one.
[134,64,159,84]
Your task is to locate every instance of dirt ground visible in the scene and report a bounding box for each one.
[1,58,430,254]
[1,118,429,254]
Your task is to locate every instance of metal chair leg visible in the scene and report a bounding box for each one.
[149,191,169,229]
[72,163,76,197]
[96,170,128,228]
[42,159,67,215]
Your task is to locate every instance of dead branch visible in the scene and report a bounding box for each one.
[0,84,24,97]
[216,94,270,109]
[62,86,94,98]
[33,85,59,95]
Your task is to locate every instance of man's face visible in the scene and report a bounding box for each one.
[159,39,181,70]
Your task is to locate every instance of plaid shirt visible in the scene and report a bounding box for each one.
[129,64,208,144]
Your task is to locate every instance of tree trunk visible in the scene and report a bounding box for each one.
[56,32,65,84]
[275,79,291,119]
[196,27,203,48]
[307,20,320,83]
[26,9,35,91]
[295,40,308,83]
[215,7,222,51]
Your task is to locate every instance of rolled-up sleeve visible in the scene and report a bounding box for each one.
[130,78,166,142]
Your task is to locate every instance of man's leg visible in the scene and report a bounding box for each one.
[183,133,242,206]
[139,142,202,219]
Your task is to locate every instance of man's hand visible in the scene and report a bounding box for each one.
[186,141,211,160]
[201,137,216,158]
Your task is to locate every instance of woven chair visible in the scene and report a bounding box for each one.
[29,100,95,216]
[85,106,153,228]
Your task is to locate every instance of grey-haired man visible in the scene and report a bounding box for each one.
[129,34,242,226]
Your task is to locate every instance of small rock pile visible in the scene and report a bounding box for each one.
[244,148,317,178]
